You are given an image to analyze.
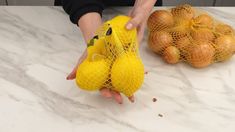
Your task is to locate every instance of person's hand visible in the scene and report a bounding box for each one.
[66,50,87,80]
[66,5,157,104]
[66,50,134,104]
[66,12,137,104]
[126,0,157,43]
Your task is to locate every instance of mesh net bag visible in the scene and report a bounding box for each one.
[75,15,144,97]
[147,4,235,68]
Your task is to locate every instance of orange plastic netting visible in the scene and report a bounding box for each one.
[148,4,235,68]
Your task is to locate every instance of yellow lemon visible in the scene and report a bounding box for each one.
[105,15,138,51]
[111,53,144,97]
[76,59,109,91]
[76,36,110,91]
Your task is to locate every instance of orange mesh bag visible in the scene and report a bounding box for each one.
[148,4,235,68]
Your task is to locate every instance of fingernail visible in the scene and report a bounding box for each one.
[103,93,112,98]
[128,97,135,103]
[106,94,112,98]
[126,23,133,30]
[66,75,71,80]
[130,99,134,103]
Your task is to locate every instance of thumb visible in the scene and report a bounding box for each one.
[67,50,87,80]
[66,67,77,80]
[126,16,141,30]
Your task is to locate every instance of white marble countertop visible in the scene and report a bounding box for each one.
[0,6,235,132]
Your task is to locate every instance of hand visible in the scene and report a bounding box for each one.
[66,50,87,80]
[66,50,134,104]
[126,0,157,43]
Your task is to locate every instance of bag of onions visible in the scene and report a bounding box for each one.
[147,4,235,68]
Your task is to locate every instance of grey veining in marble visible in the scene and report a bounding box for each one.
[0,6,235,132]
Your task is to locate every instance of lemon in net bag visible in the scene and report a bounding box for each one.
[76,15,144,97]
[76,37,110,91]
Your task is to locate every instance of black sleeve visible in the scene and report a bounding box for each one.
[61,0,104,25]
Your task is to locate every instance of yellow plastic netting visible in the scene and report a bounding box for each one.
[148,4,235,68]
[75,15,144,97]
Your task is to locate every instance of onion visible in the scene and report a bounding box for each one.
[171,4,195,20]
[148,31,173,54]
[193,14,213,29]
[175,36,191,58]
[214,36,235,61]
[174,19,191,28]
[147,10,174,31]
[163,46,180,64]
[191,28,215,42]
[215,24,234,36]
[187,42,215,68]
[175,37,191,50]
[170,27,189,41]
[233,41,235,53]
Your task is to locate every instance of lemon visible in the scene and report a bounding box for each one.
[76,15,144,95]
[105,15,138,51]
[103,16,144,97]
[111,53,144,97]
[76,36,110,91]
[76,59,109,91]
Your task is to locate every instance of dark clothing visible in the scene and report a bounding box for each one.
[55,0,162,25]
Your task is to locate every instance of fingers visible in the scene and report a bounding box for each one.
[128,9,133,16]
[128,95,135,103]
[100,89,137,104]
[126,14,143,30]
[100,88,112,98]
[111,90,123,104]
[137,20,147,43]
[67,50,87,80]
[137,26,145,43]
[66,67,77,80]
[100,89,123,104]
[66,60,80,80]
[126,11,147,44]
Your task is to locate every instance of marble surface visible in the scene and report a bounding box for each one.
[0,6,235,132]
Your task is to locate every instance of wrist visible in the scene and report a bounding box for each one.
[135,0,156,13]
[78,12,102,42]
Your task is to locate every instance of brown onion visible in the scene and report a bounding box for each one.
[171,4,195,20]
[191,28,215,42]
[163,46,180,64]
[215,24,235,36]
[193,14,214,29]
[148,31,173,54]
[175,36,191,58]
[147,10,174,31]
[214,36,235,61]
[187,42,215,68]
[169,26,189,41]
[175,37,191,50]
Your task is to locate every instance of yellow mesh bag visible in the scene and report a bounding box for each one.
[148,4,235,68]
[75,15,144,97]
